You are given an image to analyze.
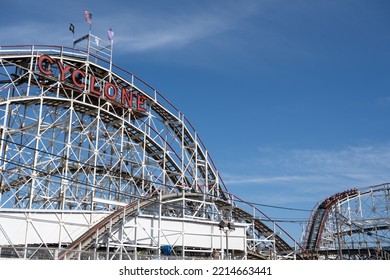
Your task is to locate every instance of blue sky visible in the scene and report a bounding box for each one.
[1,0,390,242]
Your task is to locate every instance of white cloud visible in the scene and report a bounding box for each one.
[225,174,325,185]
[112,2,261,53]
[223,143,390,201]
[1,1,263,54]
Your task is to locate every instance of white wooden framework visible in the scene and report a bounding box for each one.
[303,183,390,259]
[0,39,296,260]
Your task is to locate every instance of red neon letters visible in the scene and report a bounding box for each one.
[37,54,146,112]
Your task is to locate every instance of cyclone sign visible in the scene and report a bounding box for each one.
[37,54,147,112]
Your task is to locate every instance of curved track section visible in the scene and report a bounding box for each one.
[0,45,227,212]
[0,44,297,260]
[302,183,390,259]
[58,192,294,260]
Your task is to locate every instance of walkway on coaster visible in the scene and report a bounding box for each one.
[58,192,293,260]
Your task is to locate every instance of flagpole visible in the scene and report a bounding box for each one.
[107,28,114,73]
[69,23,75,47]
[109,39,113,73]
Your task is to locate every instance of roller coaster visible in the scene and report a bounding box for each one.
[0,35,298,260]
[302,183,390,259]
[0,34,389,260]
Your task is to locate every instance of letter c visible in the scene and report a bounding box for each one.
[38,55,54,75]
[72,69,86,88]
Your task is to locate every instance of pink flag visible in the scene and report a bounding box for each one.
[107,28,114,42]
[84,10,92,24]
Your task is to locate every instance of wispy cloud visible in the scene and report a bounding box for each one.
[225,174,326,185]
[112,1,262,53]
[1,1,263,53]
[223,143,390,203]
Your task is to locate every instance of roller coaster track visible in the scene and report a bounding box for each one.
[303,183,390,259]
[58,192,293,260]
[0,46,295,260]
[304,188,360,251]
[58,190,161,260]
[0,53,228,199]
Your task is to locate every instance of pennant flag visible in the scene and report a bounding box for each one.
[84,10,92,24]
[107,28,114,42]
[69,23,75,34]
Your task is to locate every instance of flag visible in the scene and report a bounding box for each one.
[69,23,75,34]
[84,10,92,24]
[107,28,114,42]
